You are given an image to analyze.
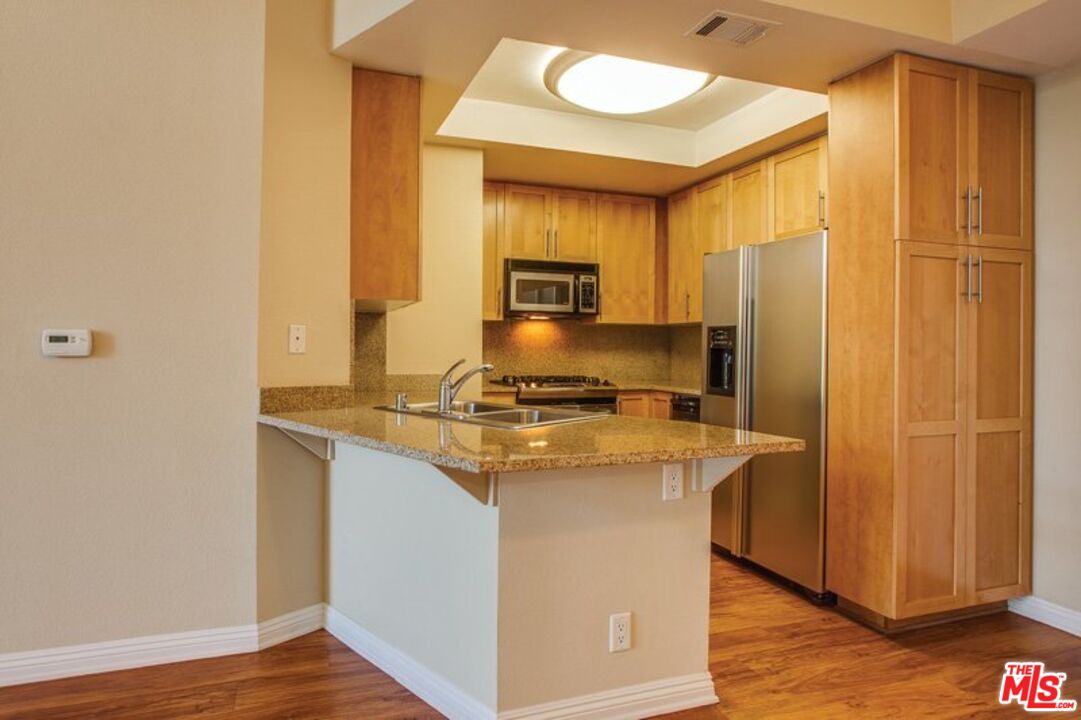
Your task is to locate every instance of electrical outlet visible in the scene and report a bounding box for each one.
[662,463,684,501]
[609,612,631,653]
[288,324,306,354]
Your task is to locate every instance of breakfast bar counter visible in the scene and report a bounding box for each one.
[258,394,802,719]
[258,392,801,474]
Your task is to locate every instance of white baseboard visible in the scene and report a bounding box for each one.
[0,624,257,688]
[497,672,718,720]
[2,606,719,720]
[258,603,326,650]
[0,602,330,689]
[324,605,496,720]
[1009,595,1081,638]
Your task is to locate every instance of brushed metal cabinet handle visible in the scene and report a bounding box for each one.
[977,255,983,304]
[685,291,690,320]
[818,191,825,227]
[554,229,559,258]
[977,187,984,237]
[545,228,551,258]
[965,186,972,236]
[965,254,973,303]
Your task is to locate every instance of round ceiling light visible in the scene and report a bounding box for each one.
[544,51,714,115]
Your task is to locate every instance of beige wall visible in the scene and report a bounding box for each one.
[1032,59,1081,613]
[386,145,484,382]
[260,0,352,388]
[256,425,326,623]
[0,0,264,652]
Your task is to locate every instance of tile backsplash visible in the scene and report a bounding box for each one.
[482,321,701,384]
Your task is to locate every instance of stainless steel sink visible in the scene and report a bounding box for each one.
[375,400,608,430]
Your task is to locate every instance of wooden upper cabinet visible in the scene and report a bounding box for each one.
[552,189,597,261]
[667,187,700,323]
[967,248,1031,603]
[896,54,1033,250]
[895,241,968,617]
[350,68,420,309]
[970,72,1033,251]
[729,160,768,246]
[504,184,598,261]
[482,182,505,321]
[504,184,551,260]
[696,175,729,255]
[897,55,969,245]
[769,137,828,240]
[597,194,656,324]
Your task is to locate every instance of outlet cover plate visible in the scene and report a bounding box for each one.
[662,463,684,501]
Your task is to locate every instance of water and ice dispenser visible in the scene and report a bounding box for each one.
[706,326,737,397]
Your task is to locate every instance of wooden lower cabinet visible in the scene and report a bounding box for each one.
[617,391,650,418]
[829,240,1032,621]
[650,392,672,420]
[618,391,673,419]
[895,242,968,616]
[967,247,1032,603]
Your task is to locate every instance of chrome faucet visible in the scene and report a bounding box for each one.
[438,359,495,413]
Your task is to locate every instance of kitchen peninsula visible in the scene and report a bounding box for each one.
[259,395,802,719]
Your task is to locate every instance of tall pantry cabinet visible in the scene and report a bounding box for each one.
[827,53,1033,625]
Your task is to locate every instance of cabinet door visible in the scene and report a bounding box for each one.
[505,184,552,260]
[666,188,699,323]
[552,189,597,261]
[895,241,968,617]
[482,183,505,320]
[769,137,827,240]
[617,392,650,418]
[597,194,655,324]
[966,248,1032,603]
[650,392,672,420]
[350,69,420,304]
[696,175,729,254]
[969,71,1033,251]
[729,161,768,246]
[896,55,969,244]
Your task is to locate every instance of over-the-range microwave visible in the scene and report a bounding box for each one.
[504,259,598,319]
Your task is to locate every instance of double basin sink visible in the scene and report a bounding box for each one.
[375,400,609,430]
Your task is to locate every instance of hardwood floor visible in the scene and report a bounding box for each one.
[1,556,1077,719]
[670,557,1080,719]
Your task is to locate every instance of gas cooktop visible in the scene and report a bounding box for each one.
[496,374,613,388]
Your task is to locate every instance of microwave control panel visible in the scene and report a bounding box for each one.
[578,274,598,314]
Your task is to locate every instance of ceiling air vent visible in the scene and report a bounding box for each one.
[688,11,780,47]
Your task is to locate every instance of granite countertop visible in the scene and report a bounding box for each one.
[258,392,802,473]
[481,380,701,396]
[611,381,701,396]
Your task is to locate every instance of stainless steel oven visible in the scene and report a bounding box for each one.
[504,259,598,318]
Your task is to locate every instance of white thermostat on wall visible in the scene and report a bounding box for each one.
[41,329,93,357]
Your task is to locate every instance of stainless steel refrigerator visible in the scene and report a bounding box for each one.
[702,231,827,596]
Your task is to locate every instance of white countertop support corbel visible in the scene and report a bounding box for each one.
[691,455,751,492]
[277,427,335,461]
